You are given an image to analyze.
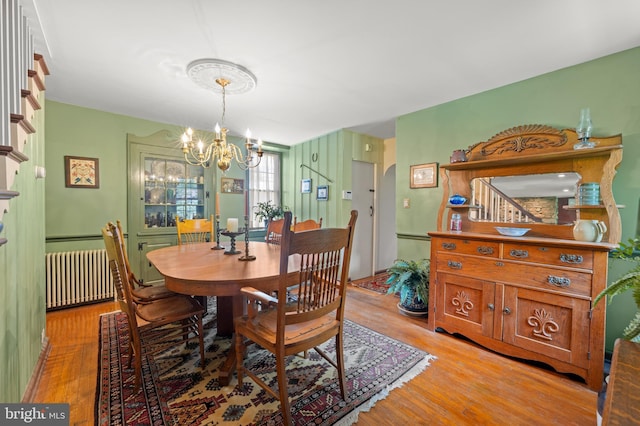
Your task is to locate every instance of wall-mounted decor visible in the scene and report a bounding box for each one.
[65,156,99,188]
[301,178,312,194]
[317,185,328,201]
[221,177,244,194]
[410,162,438,189]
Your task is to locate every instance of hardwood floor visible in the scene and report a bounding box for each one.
[32,285,597,425]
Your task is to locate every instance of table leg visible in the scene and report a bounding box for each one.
[216,296,233,336]
[217,295,245,386]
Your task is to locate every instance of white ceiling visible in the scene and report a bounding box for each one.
[22,0,640,146]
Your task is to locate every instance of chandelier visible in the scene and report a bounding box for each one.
[181,59,263,171]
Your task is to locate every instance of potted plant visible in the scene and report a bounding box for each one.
[594,237,640,342]
[254,200,285,227]
[386,258,430,316]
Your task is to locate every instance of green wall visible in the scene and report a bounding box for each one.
[44,103,186,252]
[286,129,383,228]
[0,100,46,402]
[395,46,640,351]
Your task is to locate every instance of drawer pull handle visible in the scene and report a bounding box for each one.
[547,275,571,287]
[509,249,529,259]
[560,254,584,264]
[477,246,494,255]
[488,303,495,311]
[442,242,456,250]
[447,260,462,270]
[503,307,512,315]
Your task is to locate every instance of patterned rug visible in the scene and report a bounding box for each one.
[350,272,391,294]
[96,307,434,425]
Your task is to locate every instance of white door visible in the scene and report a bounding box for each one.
[350,161,375,280]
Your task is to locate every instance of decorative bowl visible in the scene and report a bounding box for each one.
[495,227,530,237]
[448,194,467,205]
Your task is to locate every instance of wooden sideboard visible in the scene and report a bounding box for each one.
[428,232,615,390]
[428,124,623,391]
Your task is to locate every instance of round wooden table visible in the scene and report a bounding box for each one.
[146,241,297,384]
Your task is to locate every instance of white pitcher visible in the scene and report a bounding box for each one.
[573,220,607,242]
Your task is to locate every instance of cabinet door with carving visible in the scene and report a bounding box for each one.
[435,272,496,338]
[502,286,591,369]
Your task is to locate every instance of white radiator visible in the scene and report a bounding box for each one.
[45,250,114,309]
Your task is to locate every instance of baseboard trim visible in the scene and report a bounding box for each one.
[21,336,51,402]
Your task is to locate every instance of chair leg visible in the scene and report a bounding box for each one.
[235,335,245,386]
[336,333,347,400]
[276,353,293,426]
[197,315,205,368]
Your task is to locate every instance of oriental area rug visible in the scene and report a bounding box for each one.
[350,272,391,294]
[96,307,434,425]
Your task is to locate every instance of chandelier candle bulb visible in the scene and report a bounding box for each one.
[227,218,238,233]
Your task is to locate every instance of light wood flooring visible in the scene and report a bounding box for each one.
[32,284,598,425]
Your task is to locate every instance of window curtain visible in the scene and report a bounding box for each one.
[248,152,281,228]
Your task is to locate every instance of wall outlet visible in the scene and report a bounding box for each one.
[403,198,410,208]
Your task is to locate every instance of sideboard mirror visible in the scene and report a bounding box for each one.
[438,124,623,243]
[468,172,581,225]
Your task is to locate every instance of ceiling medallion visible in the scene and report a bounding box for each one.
[186,58,257,95]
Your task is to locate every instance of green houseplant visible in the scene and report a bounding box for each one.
[254,200,284,226]
[386,258,430,315]
[594,237,640,342]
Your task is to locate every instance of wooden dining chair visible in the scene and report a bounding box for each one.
[235,210,358,425]
[265,218,285,244]
[176,215,214,245]
[115,220,174,303]
[103,222,206,390]
[293,217,322,232]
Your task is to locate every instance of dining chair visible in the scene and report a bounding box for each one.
[176,215,214,245]
[103,222,206,390]
[293,217,322,232]
[265,218,285,244]
[115,220,174,303]
[234,210,358,425]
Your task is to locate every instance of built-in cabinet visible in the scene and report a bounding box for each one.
[428,125,622,390]
[128,131,214,285]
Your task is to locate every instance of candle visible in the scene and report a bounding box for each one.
[245,191,249,216]
[216,192,220,216]
[227,218,238,233]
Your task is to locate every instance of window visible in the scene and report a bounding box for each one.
[247,151,281,228]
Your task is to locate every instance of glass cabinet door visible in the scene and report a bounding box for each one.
[143,157,206,228]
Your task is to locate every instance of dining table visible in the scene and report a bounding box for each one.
[146,241,298,385]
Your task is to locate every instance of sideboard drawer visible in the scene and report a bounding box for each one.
[498,262,592,298]
[437,254,592,298]
[435,238,500,258]
[502,243,594,270]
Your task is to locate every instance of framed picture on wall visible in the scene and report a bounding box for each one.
[221,177,244,194]
[301,178,312,193]
[317,185,328,201]
[64,156,100,188]
[410,162,438,188]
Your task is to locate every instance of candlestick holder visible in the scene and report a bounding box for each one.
[239,215,256,261]
[212,214,225,250]
[221,230,244,255]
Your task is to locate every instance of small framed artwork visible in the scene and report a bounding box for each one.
[221,177,244,194]
[301,178,312,194]
[317,185,329,201]
[410,162,438,188]
[65,156,99,188]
